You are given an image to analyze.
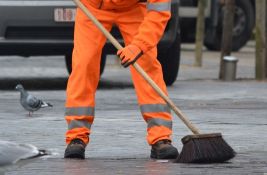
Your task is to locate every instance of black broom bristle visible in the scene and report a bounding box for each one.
[175,133,236,163]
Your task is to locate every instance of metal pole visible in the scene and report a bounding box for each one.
[219,0,235,79]
[255,0,267,80]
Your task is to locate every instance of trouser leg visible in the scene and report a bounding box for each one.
[65,4,113,145]
[116,4,173,145]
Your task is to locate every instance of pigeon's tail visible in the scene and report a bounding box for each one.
[41,101,53,108]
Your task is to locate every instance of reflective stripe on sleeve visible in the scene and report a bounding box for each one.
[140,104,171,114]
[65,107,95,116]
[147,118,172,129]
[147,2,171,12]
[68,120,92,130]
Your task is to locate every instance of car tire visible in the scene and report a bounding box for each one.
[65,53,106,75]
[157,32,181,86]
[204,0,255,51]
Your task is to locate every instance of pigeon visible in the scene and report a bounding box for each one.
[15,84,53,116]
[0,140,48,166]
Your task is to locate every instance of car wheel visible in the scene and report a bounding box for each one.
[65,53,106,75]
[157,32,181,86]
[204,0,255,51]
[65,53,72,74]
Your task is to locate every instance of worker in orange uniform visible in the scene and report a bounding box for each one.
[64,0,179,159]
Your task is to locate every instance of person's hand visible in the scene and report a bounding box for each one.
[117,44,143,68]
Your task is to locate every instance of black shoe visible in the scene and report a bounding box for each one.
[64,138,86,159]
[150,139,179,159]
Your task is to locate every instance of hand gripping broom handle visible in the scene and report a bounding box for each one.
[73,0,201,135]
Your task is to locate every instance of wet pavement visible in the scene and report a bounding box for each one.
[0,42,267,174]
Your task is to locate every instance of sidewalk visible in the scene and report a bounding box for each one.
[0,43,267,175]
[178,41,255,80]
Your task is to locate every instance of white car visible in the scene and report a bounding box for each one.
[0,0,181,85]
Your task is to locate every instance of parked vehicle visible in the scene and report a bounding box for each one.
[0,0,255,86]
[179,0,255,51]
[0,0,181,86]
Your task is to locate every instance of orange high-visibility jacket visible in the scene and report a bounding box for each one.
[87,0,171,53]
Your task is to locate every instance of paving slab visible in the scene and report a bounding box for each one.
[0,80,267,175]
[0,42,267,174]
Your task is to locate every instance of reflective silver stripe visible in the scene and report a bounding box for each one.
[140,104,171,114]
[65,107,95,116]
[147,2,171,12]
[68,120,92,130]
[147,118,172,129]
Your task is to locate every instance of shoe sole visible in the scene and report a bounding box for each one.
[64,153,85,159]
[64,146,85,159]
[151,148,179,159]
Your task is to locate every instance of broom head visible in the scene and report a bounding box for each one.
[175,133,236,163]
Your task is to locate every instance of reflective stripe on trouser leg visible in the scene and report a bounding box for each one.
[65,106,95,144]
[140,104,173,145]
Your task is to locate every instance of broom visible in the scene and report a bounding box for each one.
[72,0,236,163]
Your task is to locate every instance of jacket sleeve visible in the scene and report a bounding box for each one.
[131,0,171,53]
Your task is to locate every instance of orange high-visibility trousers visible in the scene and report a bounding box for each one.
[65,0,173,145]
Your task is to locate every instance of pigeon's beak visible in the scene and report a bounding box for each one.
[15,85,22,91]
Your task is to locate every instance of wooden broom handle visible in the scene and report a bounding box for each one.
[73,0,201,135]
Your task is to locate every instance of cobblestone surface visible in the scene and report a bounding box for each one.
[1,43,267,174]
